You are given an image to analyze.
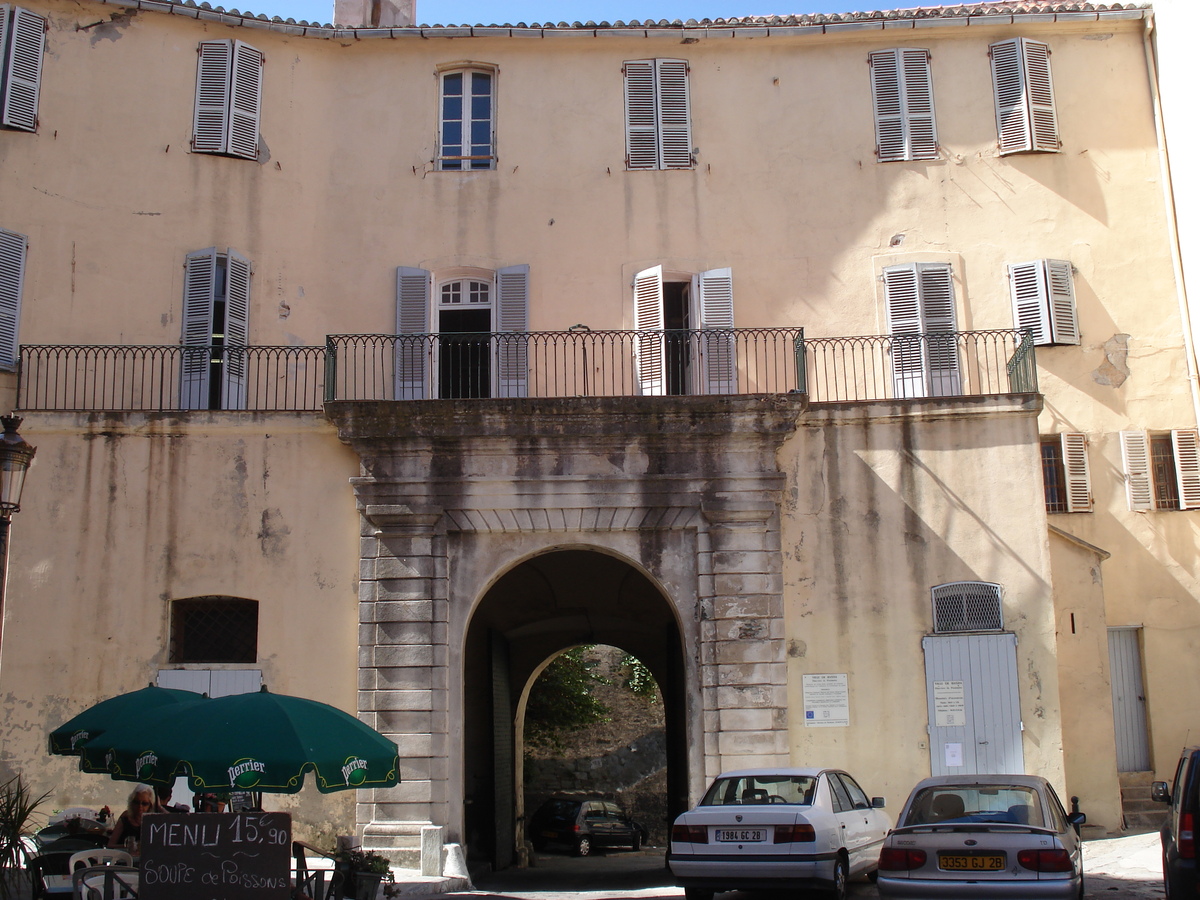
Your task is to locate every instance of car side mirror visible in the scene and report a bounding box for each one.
[1068,811,1086,835]
[872,797,886,809]
[1152,781,1171,803]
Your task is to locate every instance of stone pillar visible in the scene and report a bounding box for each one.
[358,504,448,860]
[699,501,789,779]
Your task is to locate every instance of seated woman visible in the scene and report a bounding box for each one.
[107,784,154,849]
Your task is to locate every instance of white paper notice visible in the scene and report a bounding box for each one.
[934,681,966,727]
[803,673,850,728]
[944,742,964,767]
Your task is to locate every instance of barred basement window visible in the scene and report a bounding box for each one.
[170,597,258,664]
[932,582,1003,633]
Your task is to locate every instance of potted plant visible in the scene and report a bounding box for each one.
[0,775,50,900]
[333,847,393,900]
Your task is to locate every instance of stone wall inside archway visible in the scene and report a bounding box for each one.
[327,395,805,863]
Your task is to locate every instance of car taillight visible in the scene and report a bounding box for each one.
[773,824,816,844]
[1181,812,1195,860]
[879,847,927,870]
[671,824,708,844]
[1017,849,1074,872]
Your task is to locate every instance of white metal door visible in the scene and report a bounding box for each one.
[923,633,1024,776]
[1108,627,1151,771]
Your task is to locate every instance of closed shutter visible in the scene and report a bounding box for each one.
[395,267,430,400]
[1,6,45,132]
[221,249,251,410]
[1023,39,1059,152]
[193,40,233,153]
[1120,430,1153,511]
[656,58,692,170]
[695,267,737,395]
[870,49,937,162]
[632,265,665,395]
[1061,432,1091,513]
[903,49,938,159]
[227,41,263,160]
[0,227,26,370]
[1172,429,1200,510]
[885,263,959,398]
[870,50,905,162]
[495,264,529,399]
[623,60,658,170]
[991,37,1058,154]
[181,249,217,410]
[884,265,925,398]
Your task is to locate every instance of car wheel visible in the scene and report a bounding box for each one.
[575,836,591,857]
[631,832,642,851]
[683,889,713,900]
[827,854,848,900]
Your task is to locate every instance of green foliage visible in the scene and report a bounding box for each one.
[335,847,394,878]
[525,647,611,749]
[619,653,659,700]
[0,774,50,898]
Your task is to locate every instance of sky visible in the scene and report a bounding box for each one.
[234,0,919,26]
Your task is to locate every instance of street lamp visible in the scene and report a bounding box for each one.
[0,414,35,647]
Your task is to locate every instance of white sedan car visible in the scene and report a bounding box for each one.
[668,767,891,900]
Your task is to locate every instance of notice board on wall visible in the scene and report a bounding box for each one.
[140,811,292,900]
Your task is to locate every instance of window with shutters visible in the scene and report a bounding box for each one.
[1041,433,1091,513]
[0,5,44,133]
[882,262,960,398]
[170,597,258,664]
[989,37,1059,155]
[932,582,1004,633]
[394,265,528,399]
[623,58,693,170]
[1008,259,1078,346]
[632,266,736,396]
[1120,430,1200,511]
[438,65,495,171]
[192,40,263,160]
[0,227,26,371]
[181,248,251,410]
[869,48,938,162]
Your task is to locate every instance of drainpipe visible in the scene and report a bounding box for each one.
[1143,11,1200,427]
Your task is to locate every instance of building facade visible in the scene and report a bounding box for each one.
[0,0,1191,864]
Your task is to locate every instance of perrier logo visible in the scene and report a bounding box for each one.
[136,751,159,780]
[341,757,369,787]
[228,758,267,788]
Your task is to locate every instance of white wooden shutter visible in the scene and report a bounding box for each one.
[1008,259,1078,345]
[870,49,936,162]
[884,265,926,398]
[1,6,45,132]
[0,228,26,371]
[1044,259,1078,344]
[181,248,218,410]
[870,50,905,162]
[1022,39,1059,152]
[694,267,736,395]
[991,38,1058,154]
[227,41,263,160]
[903,49,938,159]
[193,41,233,153]
[1061,432,1091,513]
[917,264,960,397]
[221,249,251,410]
[633,265,666,395]
[395,267,430,400]
[624,60,658,170]
[1120,430,1153,511]
[495,264,529,399]
[1172,429,1200,510]
[885,263,958,398]
[656,58,692,170]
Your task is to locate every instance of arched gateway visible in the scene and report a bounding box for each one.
[327,395,803,866]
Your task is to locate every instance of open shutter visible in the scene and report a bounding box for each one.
[395,267,430,400]
[1022,39,1059,152]
[656,58,692,170]
[1172,429,1200,510]
[1120,430,1153,511]
[1,6,45,132]
[633,265,665,395]
[495,264,529,399]
[917,264,960,397]
[695,267,736,395]
[227,41,263,160]
[0,228,26,370]
[1008,260,1051,344]
[221,248,251,410]
[1061,433,1091,513]
[903,49,938,160]
[181,248,218,410]
[193,40,233,153]
[991,38,1031,154]
[624,60,658,170]
[1044,259,1078,344]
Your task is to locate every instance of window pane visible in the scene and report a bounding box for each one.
[442,95,462,122]
[443,73,463,95]
[171,597,258,664]
[1152,436,1180,510]
[471,72,491,96]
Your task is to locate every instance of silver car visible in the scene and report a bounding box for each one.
[876,774,1086,899]
[668,767,890,900]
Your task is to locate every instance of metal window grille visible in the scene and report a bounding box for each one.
[932,582,1003,632]
[1151,435,1181,510]
[1041,439,1067,513]
[170,597,259,663]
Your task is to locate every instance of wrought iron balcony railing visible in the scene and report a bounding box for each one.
[15,328,1035,412]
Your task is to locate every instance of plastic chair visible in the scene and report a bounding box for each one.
[71,865,138,900]
[67,849,133,873]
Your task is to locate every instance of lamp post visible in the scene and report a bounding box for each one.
[0,414,35,654]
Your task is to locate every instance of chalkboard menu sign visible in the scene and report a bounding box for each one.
[140,812,292,900]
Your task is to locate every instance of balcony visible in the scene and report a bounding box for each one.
[15,328,1036,412]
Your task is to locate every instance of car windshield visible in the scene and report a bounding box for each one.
[903,785,1044,827]
[700,775,816,806]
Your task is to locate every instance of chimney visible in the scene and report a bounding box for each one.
[333,0,414,26]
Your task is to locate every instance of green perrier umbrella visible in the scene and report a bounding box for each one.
[48,683,208,756]
[77,686,400,794]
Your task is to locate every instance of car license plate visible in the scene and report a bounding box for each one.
[715,829,765,842]
[939,854,1005,871]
